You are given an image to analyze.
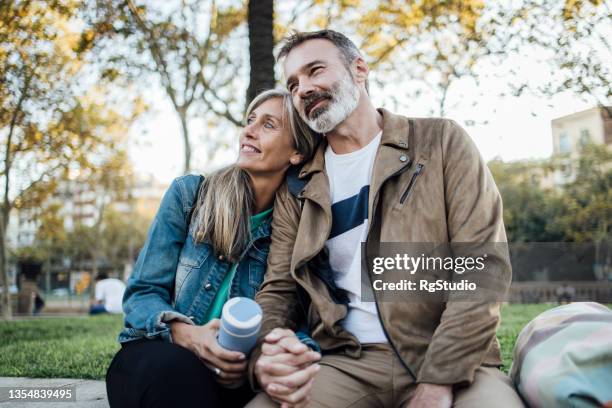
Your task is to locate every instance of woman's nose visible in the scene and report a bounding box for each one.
[243,123,258,139]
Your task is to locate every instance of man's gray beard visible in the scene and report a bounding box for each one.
[305,75,360,134]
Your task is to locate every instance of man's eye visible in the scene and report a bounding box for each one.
[311,66,322,75]
[288,84,296,93]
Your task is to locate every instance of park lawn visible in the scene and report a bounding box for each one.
[0,303,556,380]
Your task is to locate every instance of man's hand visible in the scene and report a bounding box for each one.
[406,383,453,408]
[255,328,321,408]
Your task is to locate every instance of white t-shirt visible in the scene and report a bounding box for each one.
[95,278,126,314]
[324,132,387,344]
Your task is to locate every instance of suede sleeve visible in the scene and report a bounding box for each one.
[417,120,511,386]
[248,184,304,391]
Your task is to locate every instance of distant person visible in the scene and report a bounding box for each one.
[555,282,575,304]
[33,291,45,315]
[89,273,126,315]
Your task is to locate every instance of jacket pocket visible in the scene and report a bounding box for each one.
[399,163,424,204]
[247,240,269,290]
[174,263,194,302]
[178,239,210,268]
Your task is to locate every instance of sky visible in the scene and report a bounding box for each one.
[126,40,599,186]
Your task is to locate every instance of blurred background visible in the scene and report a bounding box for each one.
[1,0,610,318]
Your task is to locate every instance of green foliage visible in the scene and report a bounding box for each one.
[489,143,611,245]
[277,1,609,116]
[555,144,612,244]
[504,0,610,108]
[489,159,566,242]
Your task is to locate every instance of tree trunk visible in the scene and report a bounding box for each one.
[246,0,275,107]
[88,200,106,302]
[0,209,11,320]
[179,110,191,174]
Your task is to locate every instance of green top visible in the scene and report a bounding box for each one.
[202,207,273,323]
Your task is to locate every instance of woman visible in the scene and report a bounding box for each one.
[106,89,319,408]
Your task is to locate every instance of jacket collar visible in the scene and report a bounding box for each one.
[297,107,411,180]
[252,215,272,240]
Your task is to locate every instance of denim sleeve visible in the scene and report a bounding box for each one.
[295,330,321,353]
[122,176,199,342]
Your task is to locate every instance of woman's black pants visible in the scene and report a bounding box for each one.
[106,339,255,408]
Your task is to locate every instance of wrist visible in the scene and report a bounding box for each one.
[170,321,192,346]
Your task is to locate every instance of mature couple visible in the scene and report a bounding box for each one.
[106,30,523,407]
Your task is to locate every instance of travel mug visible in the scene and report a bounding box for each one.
[217,297,262,354]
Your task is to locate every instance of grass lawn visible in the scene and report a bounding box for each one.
[0,303,557,380]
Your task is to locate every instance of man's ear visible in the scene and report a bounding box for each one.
[289,152,305,165]
[353,57,369,86]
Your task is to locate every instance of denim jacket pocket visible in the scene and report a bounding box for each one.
[175,240,211,302]
[178,232,210,268]
[247,240,269,290]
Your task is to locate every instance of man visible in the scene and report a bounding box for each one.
[247,30,522,407]
[89,273,126,315]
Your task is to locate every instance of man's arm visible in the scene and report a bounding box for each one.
[417,120,511,386]
[248,184,305,389]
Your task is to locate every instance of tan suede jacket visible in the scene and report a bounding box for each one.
[249,108,511,387]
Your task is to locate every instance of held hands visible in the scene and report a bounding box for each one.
[170,319,247,387]
[406,383,453,408]
[255,328,321,408]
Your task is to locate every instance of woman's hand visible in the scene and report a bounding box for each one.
[171,319,247,387]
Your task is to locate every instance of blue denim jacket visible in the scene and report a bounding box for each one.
[118,175,319,351]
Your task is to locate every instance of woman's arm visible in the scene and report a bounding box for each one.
[122,175,202,342]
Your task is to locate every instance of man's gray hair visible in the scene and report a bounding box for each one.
[277,30,369,93]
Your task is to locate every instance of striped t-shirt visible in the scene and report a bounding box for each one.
[324,131,386,344]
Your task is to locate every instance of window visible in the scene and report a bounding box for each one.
[558,132,571,153]
[579,128,591,147]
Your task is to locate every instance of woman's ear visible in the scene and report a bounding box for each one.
[289,152,304,165]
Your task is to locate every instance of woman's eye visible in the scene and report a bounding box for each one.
[246,117,255,124]
[264,122,275,129]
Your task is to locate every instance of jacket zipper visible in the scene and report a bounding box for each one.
[399,163,424,204]
[364,161,418,381]
[365,235,417,380]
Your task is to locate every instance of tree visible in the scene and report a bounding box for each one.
[78,152,134,300]
[554,144,612,274]
[246,0,275,106]
[87,0,247,173]
[503,0,611,115]
[100,205,151,279]
[488,159,565,243]
[278,1,497,117]
[0,1,140,318]
[280,1,609,119]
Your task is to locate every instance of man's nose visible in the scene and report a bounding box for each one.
[297,77,317,99]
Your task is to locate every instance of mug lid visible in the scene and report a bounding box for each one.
[222,297,262,330]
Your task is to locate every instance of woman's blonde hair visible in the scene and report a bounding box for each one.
[191,89,319,261]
